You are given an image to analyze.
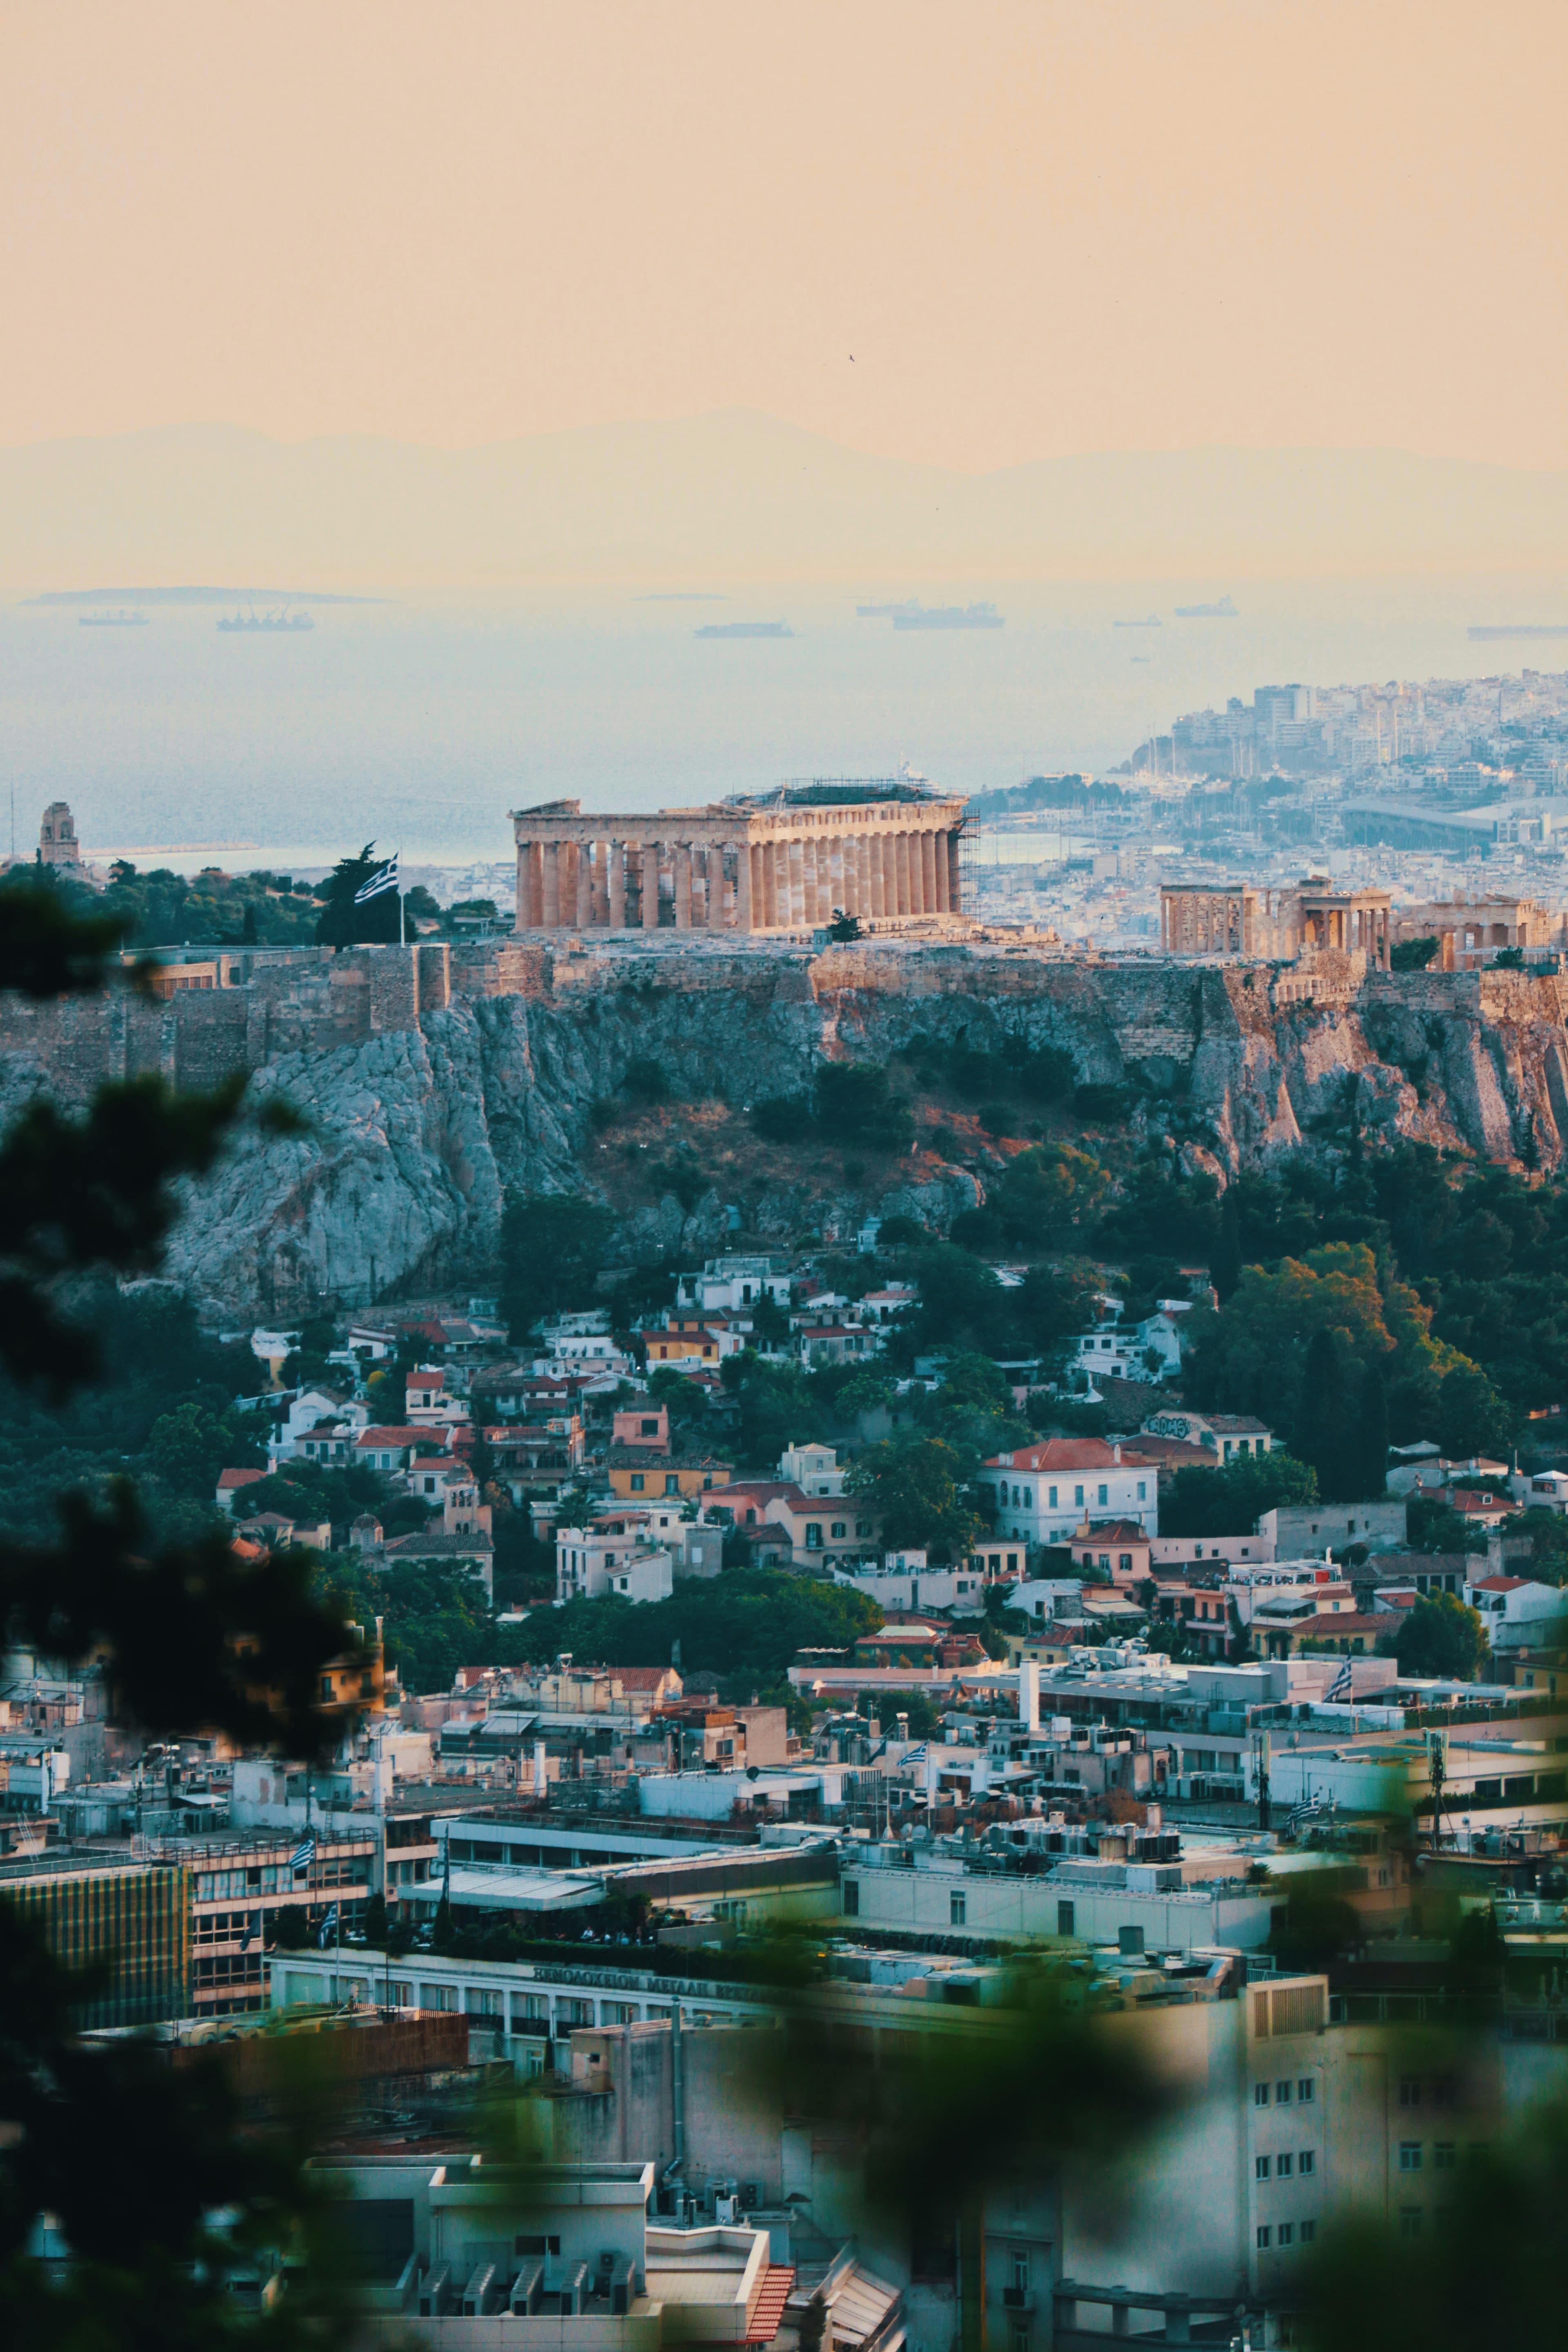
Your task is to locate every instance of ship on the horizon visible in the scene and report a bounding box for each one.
[217,607,315,632]
[1467,623,1568,641]
[78,609,147,628]
[693,620,794,639]
[889,601,1004,631]
[1174,594,1238,618]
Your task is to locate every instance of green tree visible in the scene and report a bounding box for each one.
[0,882,360,2348]
[1158,1450,1319,1539]
[1294,1328,1361,1501]
[1395,1591,1488,1681]
[499,1191,619,1340]
[845,1435,980,1557]
[313,842,401,947]
[1210,1187,1243,1301]
[1436,1363,1513,1460]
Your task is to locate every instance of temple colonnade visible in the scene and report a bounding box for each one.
[511,799,966,933]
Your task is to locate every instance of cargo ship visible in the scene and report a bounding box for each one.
[891,601,1004,630]
[1174,595,1237,618]
[693,621,795,639]
[78,609,147,627]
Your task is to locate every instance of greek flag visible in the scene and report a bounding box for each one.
[1325,1659,1353,1702]
[290,1835,316,1874]
[318,1904,339,1948]
[903,1744,929,1766]
[353,851,400,904]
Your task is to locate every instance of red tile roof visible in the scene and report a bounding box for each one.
[984,1439,1149,1472]
[218,1468,266,1491]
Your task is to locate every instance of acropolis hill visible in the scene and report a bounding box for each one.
[10,896,1568,1319]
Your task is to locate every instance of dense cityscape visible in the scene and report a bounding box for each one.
[6,8,1567,2350]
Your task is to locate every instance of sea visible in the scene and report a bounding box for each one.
[3,574,1566,877]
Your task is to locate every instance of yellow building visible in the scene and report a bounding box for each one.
[606,1449,733,1501]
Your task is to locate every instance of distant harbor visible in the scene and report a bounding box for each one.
[217,608,315,633]
[77,610,147,628]
[1174,595,1237,618]
[1468,624,1568,641]
[693,621,794,639]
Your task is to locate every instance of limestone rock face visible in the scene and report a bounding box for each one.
[9,946,1568,1319]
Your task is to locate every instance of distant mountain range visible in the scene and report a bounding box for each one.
[3,412,1567,592]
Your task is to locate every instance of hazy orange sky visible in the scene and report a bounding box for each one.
[4,0,1565,473]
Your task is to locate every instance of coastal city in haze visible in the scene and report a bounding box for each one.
[2,9,1568,2352]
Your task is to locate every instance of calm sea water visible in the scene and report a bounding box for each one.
[2,575,1564,870]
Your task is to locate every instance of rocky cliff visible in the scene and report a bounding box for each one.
[9,942,1568,1318]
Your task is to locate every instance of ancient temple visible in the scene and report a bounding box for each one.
[510,791,968,933]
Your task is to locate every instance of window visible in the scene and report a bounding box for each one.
[1137,1481,1147,1502]
[1097,1484,1108,1507]
[665,1474,679,1495]
[950,1891,967,1927]
[1119,1555,1132,1575]
[842,1880,859,1917]
[1433,2144,1457,2170]
[1057,1900,1075,1937]
[1276,2154,1293,2179]
[1298,2078,1316,2105]
[1299,2221,1316,2245]
[831,1522,846,1540]
[1398,2144,1423,2172]
[1275,2081,1292,2104]
[1010,2254,1030,2292]
[630,1472,645,1492]
[1399,2210,1423,2240]
[1254,2083,1270,2108]
[855,1520,871,1537]
[1298,2151,1315,2176]
[1074,1486,1085,1506]
[1276,2224,1294,2248]
[1048,1486,1058,1508]
[1399,2076,1421,2107]
[1255,2156,1271,2180]
[1256,2227,1271,2250]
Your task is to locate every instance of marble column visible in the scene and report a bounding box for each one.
[516,842,537,929]
[608,841,626,929]
[947,831,962,914]
[868,834,886,919]
[577,841,594,928]
[920,830,938,915]
[802,839,820,927]
[894,831,912,916]
[933,829,951,914]
[641,842,661,928]
[735,840,753,932]
[542,842,562,928]
[674,844,693,929]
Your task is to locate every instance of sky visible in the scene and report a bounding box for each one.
[3,0,1566,474]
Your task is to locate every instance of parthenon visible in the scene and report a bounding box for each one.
[510,790,968,933]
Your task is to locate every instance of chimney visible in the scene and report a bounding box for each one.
[1113,1442,1121,1464]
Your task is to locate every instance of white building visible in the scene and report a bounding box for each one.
[980,1439,1158,1546]
[675,1256,791,1312]
[831,1551,990,1614]
[1462,1574,1568,1651]
[777,1441,845,1497]
[556,1520,675,1606]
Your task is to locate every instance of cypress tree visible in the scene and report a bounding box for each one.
[1211,1188,1243,1301]
[1356,1361,1390,1499]
[1295,1328,1356,1502]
